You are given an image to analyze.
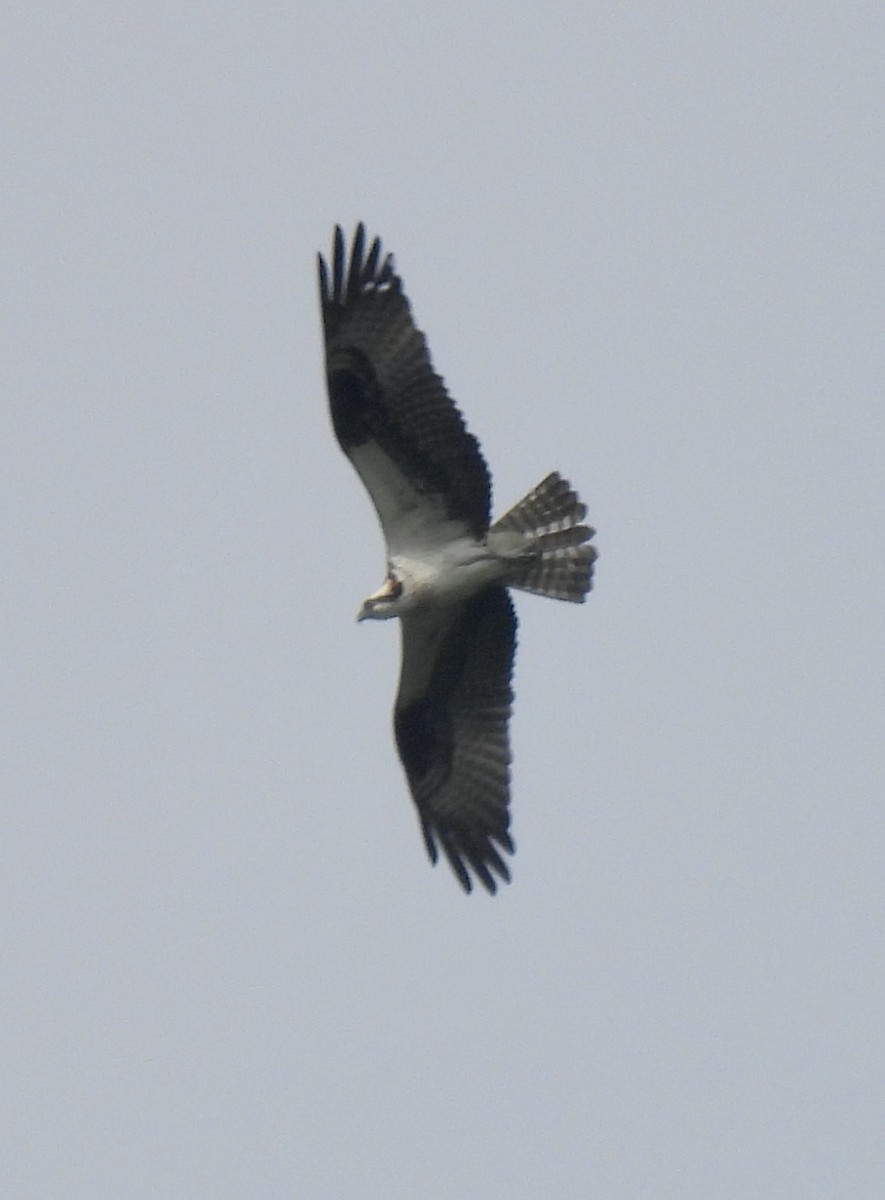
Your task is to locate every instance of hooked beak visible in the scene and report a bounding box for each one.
[356,576,398,622]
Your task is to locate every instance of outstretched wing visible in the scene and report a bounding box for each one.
[394,587,517,894]
[318,224,491,547]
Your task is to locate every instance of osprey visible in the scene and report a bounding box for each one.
[318,225,596,893]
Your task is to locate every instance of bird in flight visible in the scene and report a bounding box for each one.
[318,224,597,893]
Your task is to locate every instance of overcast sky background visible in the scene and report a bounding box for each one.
[3,4,883,1197]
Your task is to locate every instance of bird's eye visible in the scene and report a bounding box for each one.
[388,577,403,598]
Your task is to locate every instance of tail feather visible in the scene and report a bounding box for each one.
[493,472,597,602]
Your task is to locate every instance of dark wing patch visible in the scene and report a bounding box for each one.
[394,587,517,894]
[318,224,491,537]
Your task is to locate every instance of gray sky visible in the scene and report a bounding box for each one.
[3,4,883,1197]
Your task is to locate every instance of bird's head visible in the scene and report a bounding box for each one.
[357,573,405,621]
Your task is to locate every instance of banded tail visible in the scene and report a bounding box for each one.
[493,472,597,602]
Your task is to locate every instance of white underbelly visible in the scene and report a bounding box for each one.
[391,540,509,607]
